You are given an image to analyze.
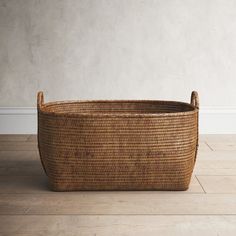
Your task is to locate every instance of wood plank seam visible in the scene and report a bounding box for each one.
[204,141,214,151]
[195,175,206,193]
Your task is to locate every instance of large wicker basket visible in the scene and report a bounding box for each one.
[37,91,199,191]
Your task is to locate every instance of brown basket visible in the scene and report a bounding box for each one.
[37,91,199,191]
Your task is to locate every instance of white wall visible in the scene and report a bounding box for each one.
[0,0,236,133]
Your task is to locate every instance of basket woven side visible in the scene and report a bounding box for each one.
[38,107,198,191]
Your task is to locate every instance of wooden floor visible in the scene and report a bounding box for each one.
[1,135,236,235]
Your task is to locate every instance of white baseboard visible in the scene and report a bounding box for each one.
[199,107,236,134]
[0,107,236,134]
[0,108,37,134]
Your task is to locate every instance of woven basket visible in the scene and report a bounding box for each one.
[37,91,199,191]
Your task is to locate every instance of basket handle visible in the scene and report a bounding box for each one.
[37,91,44,109]
[190,91,199,109]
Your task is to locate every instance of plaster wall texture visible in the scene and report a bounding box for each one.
[0,0,235,107]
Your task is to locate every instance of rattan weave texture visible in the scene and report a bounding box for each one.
[37,91,199,191]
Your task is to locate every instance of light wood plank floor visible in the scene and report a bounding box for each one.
[1,135,236,235]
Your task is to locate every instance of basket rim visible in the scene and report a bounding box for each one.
[38,99,198,118]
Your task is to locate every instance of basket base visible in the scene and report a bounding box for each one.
[49,180,191,192]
